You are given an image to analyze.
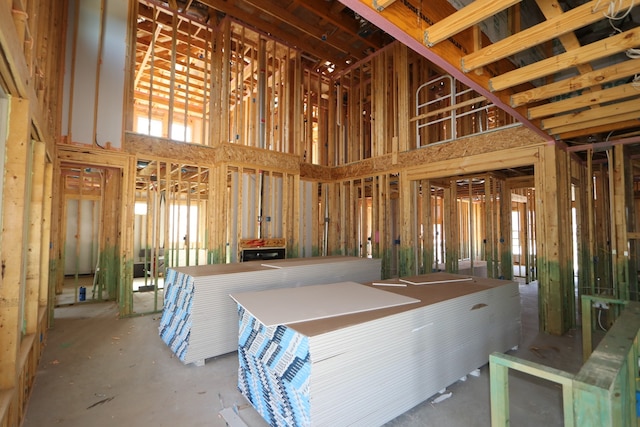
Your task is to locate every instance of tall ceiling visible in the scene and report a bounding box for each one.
[152,0,640,152]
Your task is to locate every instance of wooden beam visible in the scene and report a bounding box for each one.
[198,0,360,65]
[291,0,383,50]
[462,0,628,72]
[510,59,640,107]
[528,82,640,120]
[535,0,596,78]
[424,0,521,47]
[373,0,397,11]
[549,110,640,136]
[541,97,640,130]
[559,119,640,140]
[490,28,640,91]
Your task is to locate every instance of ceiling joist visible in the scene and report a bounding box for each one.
[461,0,634,72]
[424,0,521,47]
[490,28,640,91]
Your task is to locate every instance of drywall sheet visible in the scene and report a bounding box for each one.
[236,273,520,427]
[159,256,382,364]
[238,306,311,427]
[231,282,419,326]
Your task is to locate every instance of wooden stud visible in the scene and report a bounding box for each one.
[0,97,30,391]
[40,160,53,310]
[25,141,45,334]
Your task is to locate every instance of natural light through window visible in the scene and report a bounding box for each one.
[137,117,163,137]
[171,123,192,142]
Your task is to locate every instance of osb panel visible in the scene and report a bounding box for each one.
[399,126,546,167]
[332,126,545,180]
[125,132,217,165]
[332,155,396,181]
[215,143,301,173]
[300,163,332,181]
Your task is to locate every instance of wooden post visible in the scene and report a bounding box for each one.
[587,150,595,295]
[120,157,135,316]
[422,179,434,274]
[395,44,410,153]
[399,172,414,276]
[0,96,30,390]
[25,141,45,334]
[489,358,510,426]
[500,178,513,280]
[485,176,495,278]
[444,179,459,272]
[612,144,631,300]
[40,160,53,314]
[535,144,574,335]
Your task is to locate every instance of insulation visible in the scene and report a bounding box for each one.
[233,273,520,426]
[159,256,382,365]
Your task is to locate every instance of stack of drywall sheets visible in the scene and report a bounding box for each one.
[159,256,382,365]
[232,273,520,427]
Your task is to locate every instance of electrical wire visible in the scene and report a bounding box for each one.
[597,308,608,331]
[594,0,640,60]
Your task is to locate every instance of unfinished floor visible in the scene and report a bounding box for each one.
[23,280,583,427]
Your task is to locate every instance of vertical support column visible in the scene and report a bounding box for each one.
[489,357,510,426]
[421,179,434,274]
[536,144,574,335]
[338,181,347,255]
[611,144,631,300]
[327,78,336,166]
[395,43,410,152]
[25,141,45,334]
[485,176,496,278]
[0,96,29,390]
[399,172,415,276]
[444,179,459,272]
[500,179,513,280]
[372,54,387,158]
[40,160,53,316]
[291,173,300,258]
[380,174,391,278]
[360,179,367,258]
[120,157,135,316]
[586,150,596,295]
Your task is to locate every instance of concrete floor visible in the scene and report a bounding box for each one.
[24,279,584,427]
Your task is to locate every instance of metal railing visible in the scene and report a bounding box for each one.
[413,75,518,147]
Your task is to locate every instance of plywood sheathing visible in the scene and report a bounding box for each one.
[299,163,332,181]
[126,133,302,174]
[332,126,544,181]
